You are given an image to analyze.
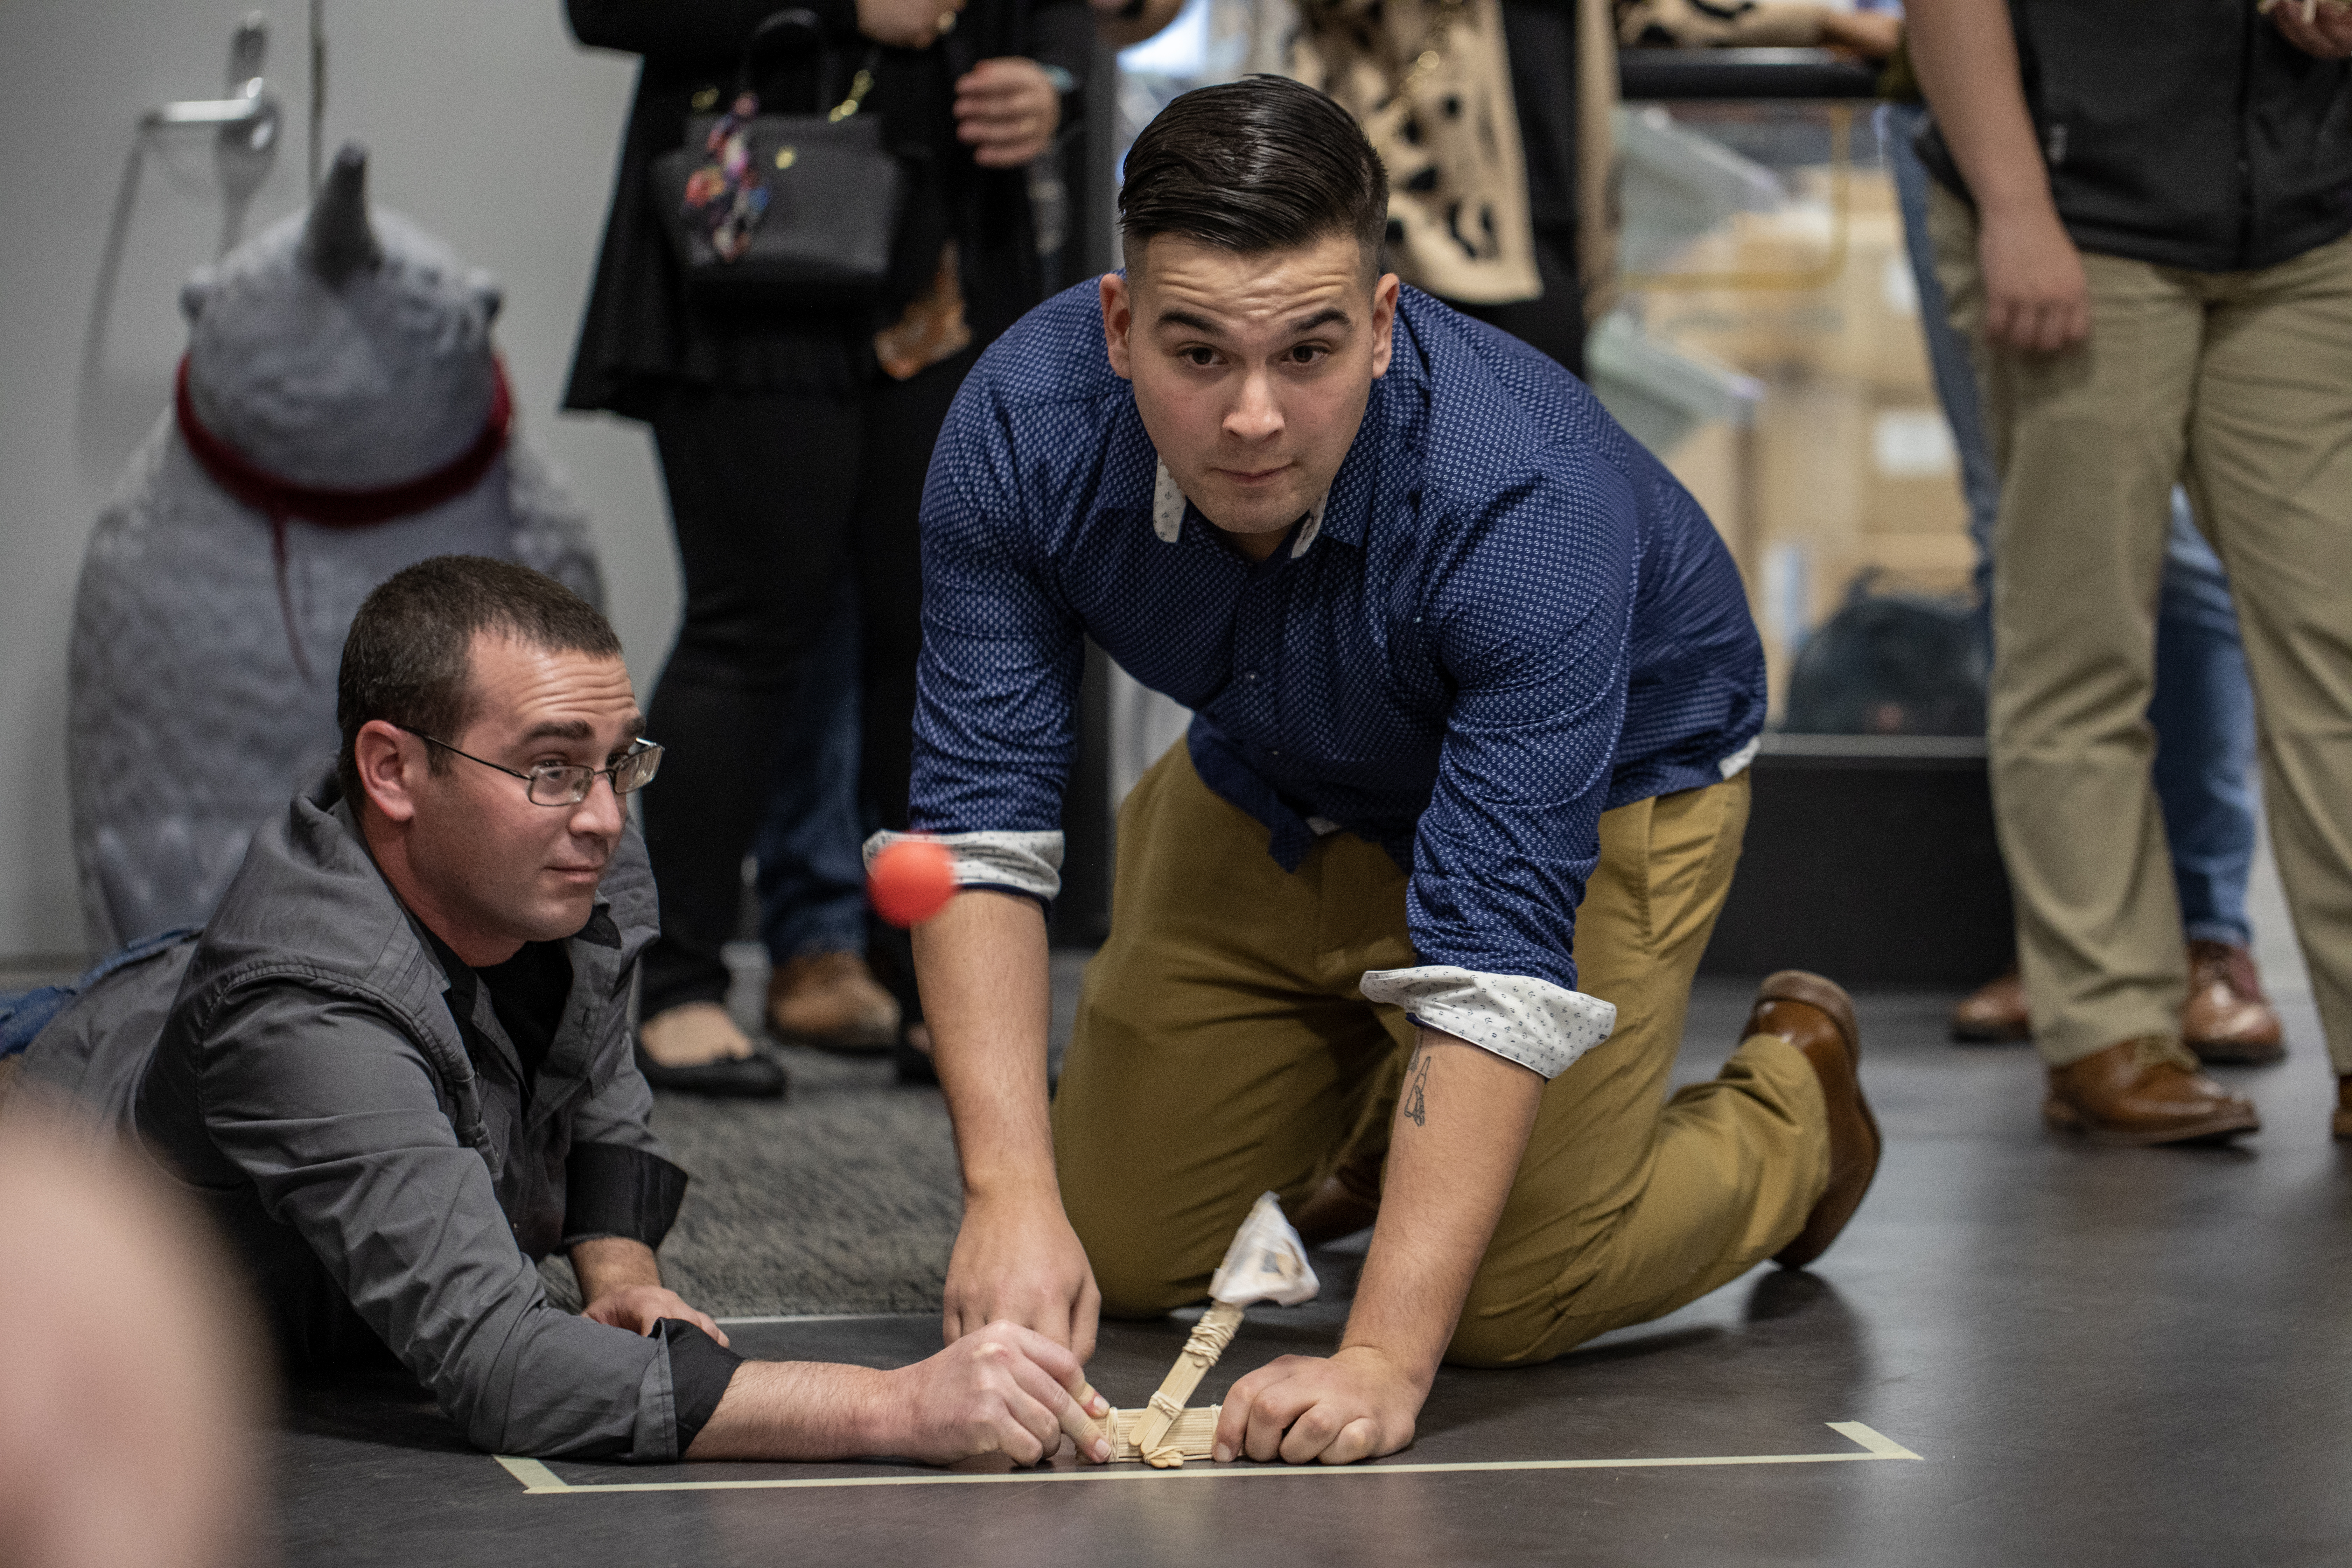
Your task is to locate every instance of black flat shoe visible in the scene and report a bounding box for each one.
[633,1043,788,1100]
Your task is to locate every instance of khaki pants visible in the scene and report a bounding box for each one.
[1930,186,2352,1073]
[1051,744,1828,1366]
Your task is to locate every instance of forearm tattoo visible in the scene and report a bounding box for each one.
[1402,1045,1431,1128]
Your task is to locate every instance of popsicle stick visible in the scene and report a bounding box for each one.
[1090,1405,1220,1464]
[1127,1302,1245,1463]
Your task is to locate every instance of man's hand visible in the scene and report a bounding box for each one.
[570,1235,728,1345]
[954,58,1061,168]
[943,1191,1100,1360]
[582,1283,731,1346]
[882,1321,1109,1465]
[1224,1032,1541,1466]
[859,0,965,50]
[1906,0,2090,356]
[1978,204,2090,354]
[1214,1344,1420,1465]
[2269,0,2352,58]
[684,1322,1110,1463]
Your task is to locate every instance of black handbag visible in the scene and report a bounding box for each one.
[646,10,900,302]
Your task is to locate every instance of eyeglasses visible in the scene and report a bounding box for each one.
[395,726,663,806]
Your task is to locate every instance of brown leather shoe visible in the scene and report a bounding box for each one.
[2044,1036,2259,1146]
[1951,966,2030,1043]
[766,951,901,1054]
[2334,1077,2351,1142]
[2181,940,2285,1065]
[1751,971,1881,1271]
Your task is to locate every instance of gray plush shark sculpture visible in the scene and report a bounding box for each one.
[68,142,603,952]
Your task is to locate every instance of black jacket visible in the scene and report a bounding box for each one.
[1918,0,2352,273]
[562,0,1093,414]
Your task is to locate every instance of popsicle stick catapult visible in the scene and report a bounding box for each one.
[1079,1192,1321,1468]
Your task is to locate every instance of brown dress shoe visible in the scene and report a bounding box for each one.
[2181,940,2285,1065]
[1951,966,2031,1043]
[766,951,901,1054]
[1751,971,1881,1270]
[2335,1077,2351,1142]
[2043,1036,2259,1146]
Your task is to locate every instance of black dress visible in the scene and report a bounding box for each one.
[562,0,1092,1022]
[1454,0,1585,377]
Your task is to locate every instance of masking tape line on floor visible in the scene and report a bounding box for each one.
[492,1423,1924,1495]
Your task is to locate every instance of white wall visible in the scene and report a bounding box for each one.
[0,1,681,961]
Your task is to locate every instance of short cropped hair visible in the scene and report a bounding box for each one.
[335,555,621,808]
[1118,76,1388,276]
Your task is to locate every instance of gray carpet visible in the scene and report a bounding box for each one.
[542,946,1094,1317]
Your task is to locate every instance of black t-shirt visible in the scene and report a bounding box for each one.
[475,940,573,1089]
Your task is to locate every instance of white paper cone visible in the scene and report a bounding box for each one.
[1207,1191,1320,1307]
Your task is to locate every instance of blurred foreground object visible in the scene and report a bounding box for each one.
[0,1122,265,1568]
[69,141,602,953]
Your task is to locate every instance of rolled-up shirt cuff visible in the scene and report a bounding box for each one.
[562,1143,690,1250]
[1358,966,1617,1079]
[862,830,1065,901]
[656,1318,743,1456]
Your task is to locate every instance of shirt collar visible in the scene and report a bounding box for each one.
[1152,460,1331,560]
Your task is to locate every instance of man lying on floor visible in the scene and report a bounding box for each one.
[4,555,1103,1465]
[881,76,1882,1467]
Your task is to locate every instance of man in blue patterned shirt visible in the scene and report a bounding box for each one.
[875,77,1882,1466]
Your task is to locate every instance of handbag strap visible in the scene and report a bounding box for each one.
[736,9,877,114]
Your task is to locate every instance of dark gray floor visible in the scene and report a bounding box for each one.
[275,979,2352,1567]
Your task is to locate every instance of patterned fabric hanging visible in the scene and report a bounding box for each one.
[1288,0,1542,305]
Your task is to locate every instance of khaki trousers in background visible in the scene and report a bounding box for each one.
[1930,186,2352,1074]
[1051,744,1828,1367]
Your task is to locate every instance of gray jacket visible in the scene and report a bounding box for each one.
[20,774,730,1461]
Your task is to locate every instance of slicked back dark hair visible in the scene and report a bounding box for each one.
[336,555,622,808]
[1118,75,1388,276]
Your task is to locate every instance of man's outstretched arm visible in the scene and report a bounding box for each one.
[1214,1032,1543,1464]
[913,888,1102,1360]
[686,1321,1111,1464]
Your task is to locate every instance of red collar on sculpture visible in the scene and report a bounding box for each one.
[173,352,512,526]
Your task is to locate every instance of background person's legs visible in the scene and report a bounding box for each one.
[1929,187,2200,1068]
[638,387,864,1039]
[1898,130,2268,1049]
[2179,232,2352,1084]
[850,344,982,1063]
[2149,498,2281,1062]
[2151,498,2260,952]
[1882,102,2000,636]
[754,587,899,1051]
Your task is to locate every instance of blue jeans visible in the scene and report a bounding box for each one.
[752,592,869,965]
[0,925,202,1058]
[1881,103,2258,947]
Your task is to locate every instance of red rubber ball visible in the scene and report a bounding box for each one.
[868,838,958,927]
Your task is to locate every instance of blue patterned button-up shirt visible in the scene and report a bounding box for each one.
[890,283,1766,1077]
